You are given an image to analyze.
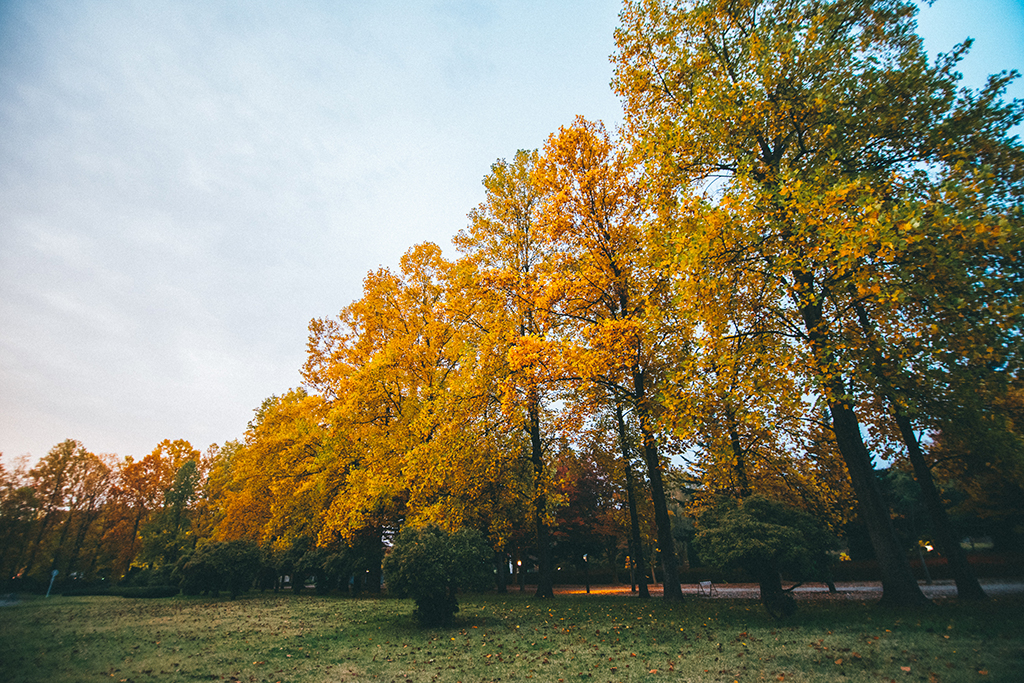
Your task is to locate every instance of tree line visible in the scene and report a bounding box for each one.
[3,0,1021,607]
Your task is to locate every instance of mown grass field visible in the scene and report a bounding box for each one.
[1,591,1021,682]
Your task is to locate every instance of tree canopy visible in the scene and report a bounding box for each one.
[2,0,1020,608]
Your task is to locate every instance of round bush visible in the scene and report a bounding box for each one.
[383,525,492,626]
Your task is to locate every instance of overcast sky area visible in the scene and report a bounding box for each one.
[2,1,1022,466]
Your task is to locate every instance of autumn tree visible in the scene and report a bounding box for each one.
[302,242,534,596]
[671,265,855,531]
[615,0,1021,606]
[139,458,202,566]
[0,460,38,582]
[213,390,329,547]
[104,439,198,578]
[454,151,564,598]
[533,117,688,599]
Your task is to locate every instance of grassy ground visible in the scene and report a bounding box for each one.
[1,590,1021,683]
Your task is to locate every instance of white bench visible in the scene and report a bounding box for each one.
[697,580,718,597]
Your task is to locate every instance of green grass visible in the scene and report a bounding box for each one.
[1,591,1021,682]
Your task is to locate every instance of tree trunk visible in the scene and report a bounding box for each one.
[851,302,986,601]
[496,549,508,594]
[726,407,751,497]
[797,278,928,608]
[636,396,682,601]
[529,393,554,599]
[756,564,796,618]
[615,402,650,598]
[893,411,987,600]
[367,527,384,594]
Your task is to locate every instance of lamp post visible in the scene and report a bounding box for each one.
[583,554,590,594]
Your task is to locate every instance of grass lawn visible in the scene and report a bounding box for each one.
[1,591,1021,682]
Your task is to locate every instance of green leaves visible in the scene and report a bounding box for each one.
[383,525,493,626]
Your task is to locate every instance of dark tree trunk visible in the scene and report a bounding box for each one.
[893,411,987,600]
[797,287,929,608]
[496,549,508,594]
[615,402,650,598]
[851,302,986,601]
[635,393,682,601]
[756,564,796,619]
[529,394,554,599]
[367,527,384,594]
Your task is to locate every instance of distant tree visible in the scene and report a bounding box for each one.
[0,461,38,582]
[140,458,201,567]
[175,540,261,599]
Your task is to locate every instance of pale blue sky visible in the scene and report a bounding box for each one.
[1,0,1021,464]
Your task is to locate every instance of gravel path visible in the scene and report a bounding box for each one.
[549,579,1024,600]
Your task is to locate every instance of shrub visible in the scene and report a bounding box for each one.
[383,525,492,626]
[113,585,181,599]
[174,540,262,599]
[694,496,837,618]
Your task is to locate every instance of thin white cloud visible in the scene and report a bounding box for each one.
[3,0,1019,464]
[0,0,624,462]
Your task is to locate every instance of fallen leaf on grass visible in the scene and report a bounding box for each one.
[978,670,989,675]
[835,658,843,665]
[902,666,911,672]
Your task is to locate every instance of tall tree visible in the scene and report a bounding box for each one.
[20,440,92,577]
[304,242,530,586]
[614,0,1020,606]
[534,117,688,599]
[214,391,328,547]
[454,151,563,598]
[105,439,198,578]
[140,458,202,566]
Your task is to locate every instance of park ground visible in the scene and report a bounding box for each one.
[2,581,1023,682]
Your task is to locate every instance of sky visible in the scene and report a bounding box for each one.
[1,0,1022,466]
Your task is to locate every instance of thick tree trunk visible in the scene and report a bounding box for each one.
[829,400,929,607]
[615,402,650,598]
[496,549,508,594]
[756,563,796,618]
[851,302,986,601]
[893,411,987,600]
[797,290,928,607]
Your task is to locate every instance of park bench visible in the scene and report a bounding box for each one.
[697,580,718,597]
